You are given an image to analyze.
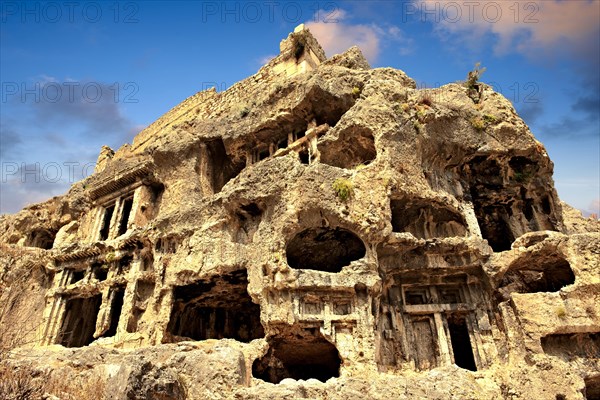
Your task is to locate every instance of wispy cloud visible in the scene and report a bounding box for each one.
[517,102,544,126]
[414,1,599,141]
[1,76,142,214]
[306,9,413,63]
[0,163,72,214]
[257,54,277,66]
[415,0,600,59]
[28,77,136,140]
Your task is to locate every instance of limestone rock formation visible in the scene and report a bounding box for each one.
[1,26,599,400]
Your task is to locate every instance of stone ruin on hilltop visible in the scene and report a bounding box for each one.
[0,25,598,400]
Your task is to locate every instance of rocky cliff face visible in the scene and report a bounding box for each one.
[1,25,598,400]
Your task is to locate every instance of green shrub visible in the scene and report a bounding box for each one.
[483,114,499,124]
[352,86,361,97]
[469,116,486,131]
[332,178,353,201]
[513,171,532,184]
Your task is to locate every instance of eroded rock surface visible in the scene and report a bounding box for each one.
[1,25,598,400]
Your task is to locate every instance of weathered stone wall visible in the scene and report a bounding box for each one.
[0,25,599,400]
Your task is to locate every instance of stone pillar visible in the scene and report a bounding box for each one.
[434,312,451,365]
[108,198,123,240]
[461,201,482,238]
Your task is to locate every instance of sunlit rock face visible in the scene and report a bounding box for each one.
[1,25,598,400]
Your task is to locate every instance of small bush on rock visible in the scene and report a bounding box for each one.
[332,178,353,201]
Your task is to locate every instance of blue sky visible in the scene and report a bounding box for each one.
[1,0,599,216]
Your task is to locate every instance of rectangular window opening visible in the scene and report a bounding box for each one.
[118,197,134,236]
[439,287,462,303]
[70,270,85,284]
[258,148,270,161]
[99,204,115,240]
[103,287,125,337]
[405,288,429,305]
[278,138,288,149]
[58,295,102,348]
[448,315,477,371]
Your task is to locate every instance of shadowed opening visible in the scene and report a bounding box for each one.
[541,332,600,360]
[585,375,600,400]
[118,197,134,236]
[391,199,467,239]
[500,257,575,294]
[58,295,102,348]
[26,229,56,249]
[448,315,477,371]
[104,287,125,337]
[252,328,341,383]
[167,270,263,342]
[286,227,366,272]
[99,204,115,240]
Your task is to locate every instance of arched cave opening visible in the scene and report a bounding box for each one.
[319,126,376,169]
[499,256,575,295]
[252,328,341,383]
[390,198,467,239]
[167,269,264,342]
[26,229,56,249]
[461,155,558,252]
[286,227,366,272]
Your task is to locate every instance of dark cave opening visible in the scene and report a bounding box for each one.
[92,264,108,282]
[70,269,85,284]
[286,227,366,272]
[319,126,376,169]
[99,204,115,240]
[541,332,600,360]
[206,139,246,193]
[117,197,134,236]
[475,205,514,252]
[390,199,467,239]
[167,270,264,342]
[447,315,477,371]
[58,295,102,348]
[103,287,125,337]
[585,375,600,400]
[26,229,56,249]
[500,257,575,294]
[252,329,341,383]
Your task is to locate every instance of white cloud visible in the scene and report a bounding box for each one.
[306,9,413,63]
[415,0,600,57]
[258,54,277,66]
